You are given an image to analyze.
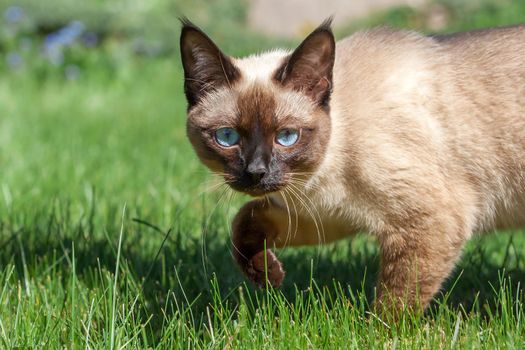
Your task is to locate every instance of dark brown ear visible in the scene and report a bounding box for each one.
[274,18,335,108]
[180,18,240,108]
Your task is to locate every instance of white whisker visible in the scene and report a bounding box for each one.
[288,182,326,246]
[279,190,293,250]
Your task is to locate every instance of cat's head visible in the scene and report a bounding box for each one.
[180,19,335,196]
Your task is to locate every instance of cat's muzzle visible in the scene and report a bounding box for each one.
[229,171,285,196]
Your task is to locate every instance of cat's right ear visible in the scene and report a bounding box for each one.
[274,18,335,108]
[180,18,240,108]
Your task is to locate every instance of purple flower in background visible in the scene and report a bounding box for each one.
[62,20,85,42]
[44,33,60,50]
[6,52,23,69]
[4,6,24,24]
[43,20,85,65]
[82,32,98,48]
[45,20,85,48]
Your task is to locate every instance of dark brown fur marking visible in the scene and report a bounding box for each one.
[180,18,240,108]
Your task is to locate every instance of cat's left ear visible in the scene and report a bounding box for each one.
[275,18,335,108]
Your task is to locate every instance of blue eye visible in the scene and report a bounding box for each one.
[276,129,299,147]
[215,127,240,147]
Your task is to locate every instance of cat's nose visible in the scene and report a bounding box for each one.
[245,163,268,183]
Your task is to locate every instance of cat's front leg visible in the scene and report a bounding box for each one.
[232,197,336,287]
[232,198,285,288]
[375,213,468,315]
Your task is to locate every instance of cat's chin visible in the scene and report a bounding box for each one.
[243,189,279,197]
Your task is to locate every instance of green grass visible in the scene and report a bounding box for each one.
[1,5,525,349]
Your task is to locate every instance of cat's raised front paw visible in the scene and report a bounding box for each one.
[243,250,285,288]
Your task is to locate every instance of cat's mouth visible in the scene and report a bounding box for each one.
[228,179,286,197]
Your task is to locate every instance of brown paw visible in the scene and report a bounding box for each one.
[243,250,285,288]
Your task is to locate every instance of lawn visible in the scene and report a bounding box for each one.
[1,1,525,348]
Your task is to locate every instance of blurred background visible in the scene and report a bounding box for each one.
[2,0,525,74]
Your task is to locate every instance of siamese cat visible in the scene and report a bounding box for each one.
[180,18,525,312]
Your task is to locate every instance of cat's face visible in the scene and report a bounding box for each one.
[180,19,335,196]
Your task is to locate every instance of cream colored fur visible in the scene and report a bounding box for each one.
[232,25,525,311]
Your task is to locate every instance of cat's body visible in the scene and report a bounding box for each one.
[270,25,525,236]
[180,20,525,311]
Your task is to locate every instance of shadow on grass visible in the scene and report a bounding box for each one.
[1,206,524,329]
